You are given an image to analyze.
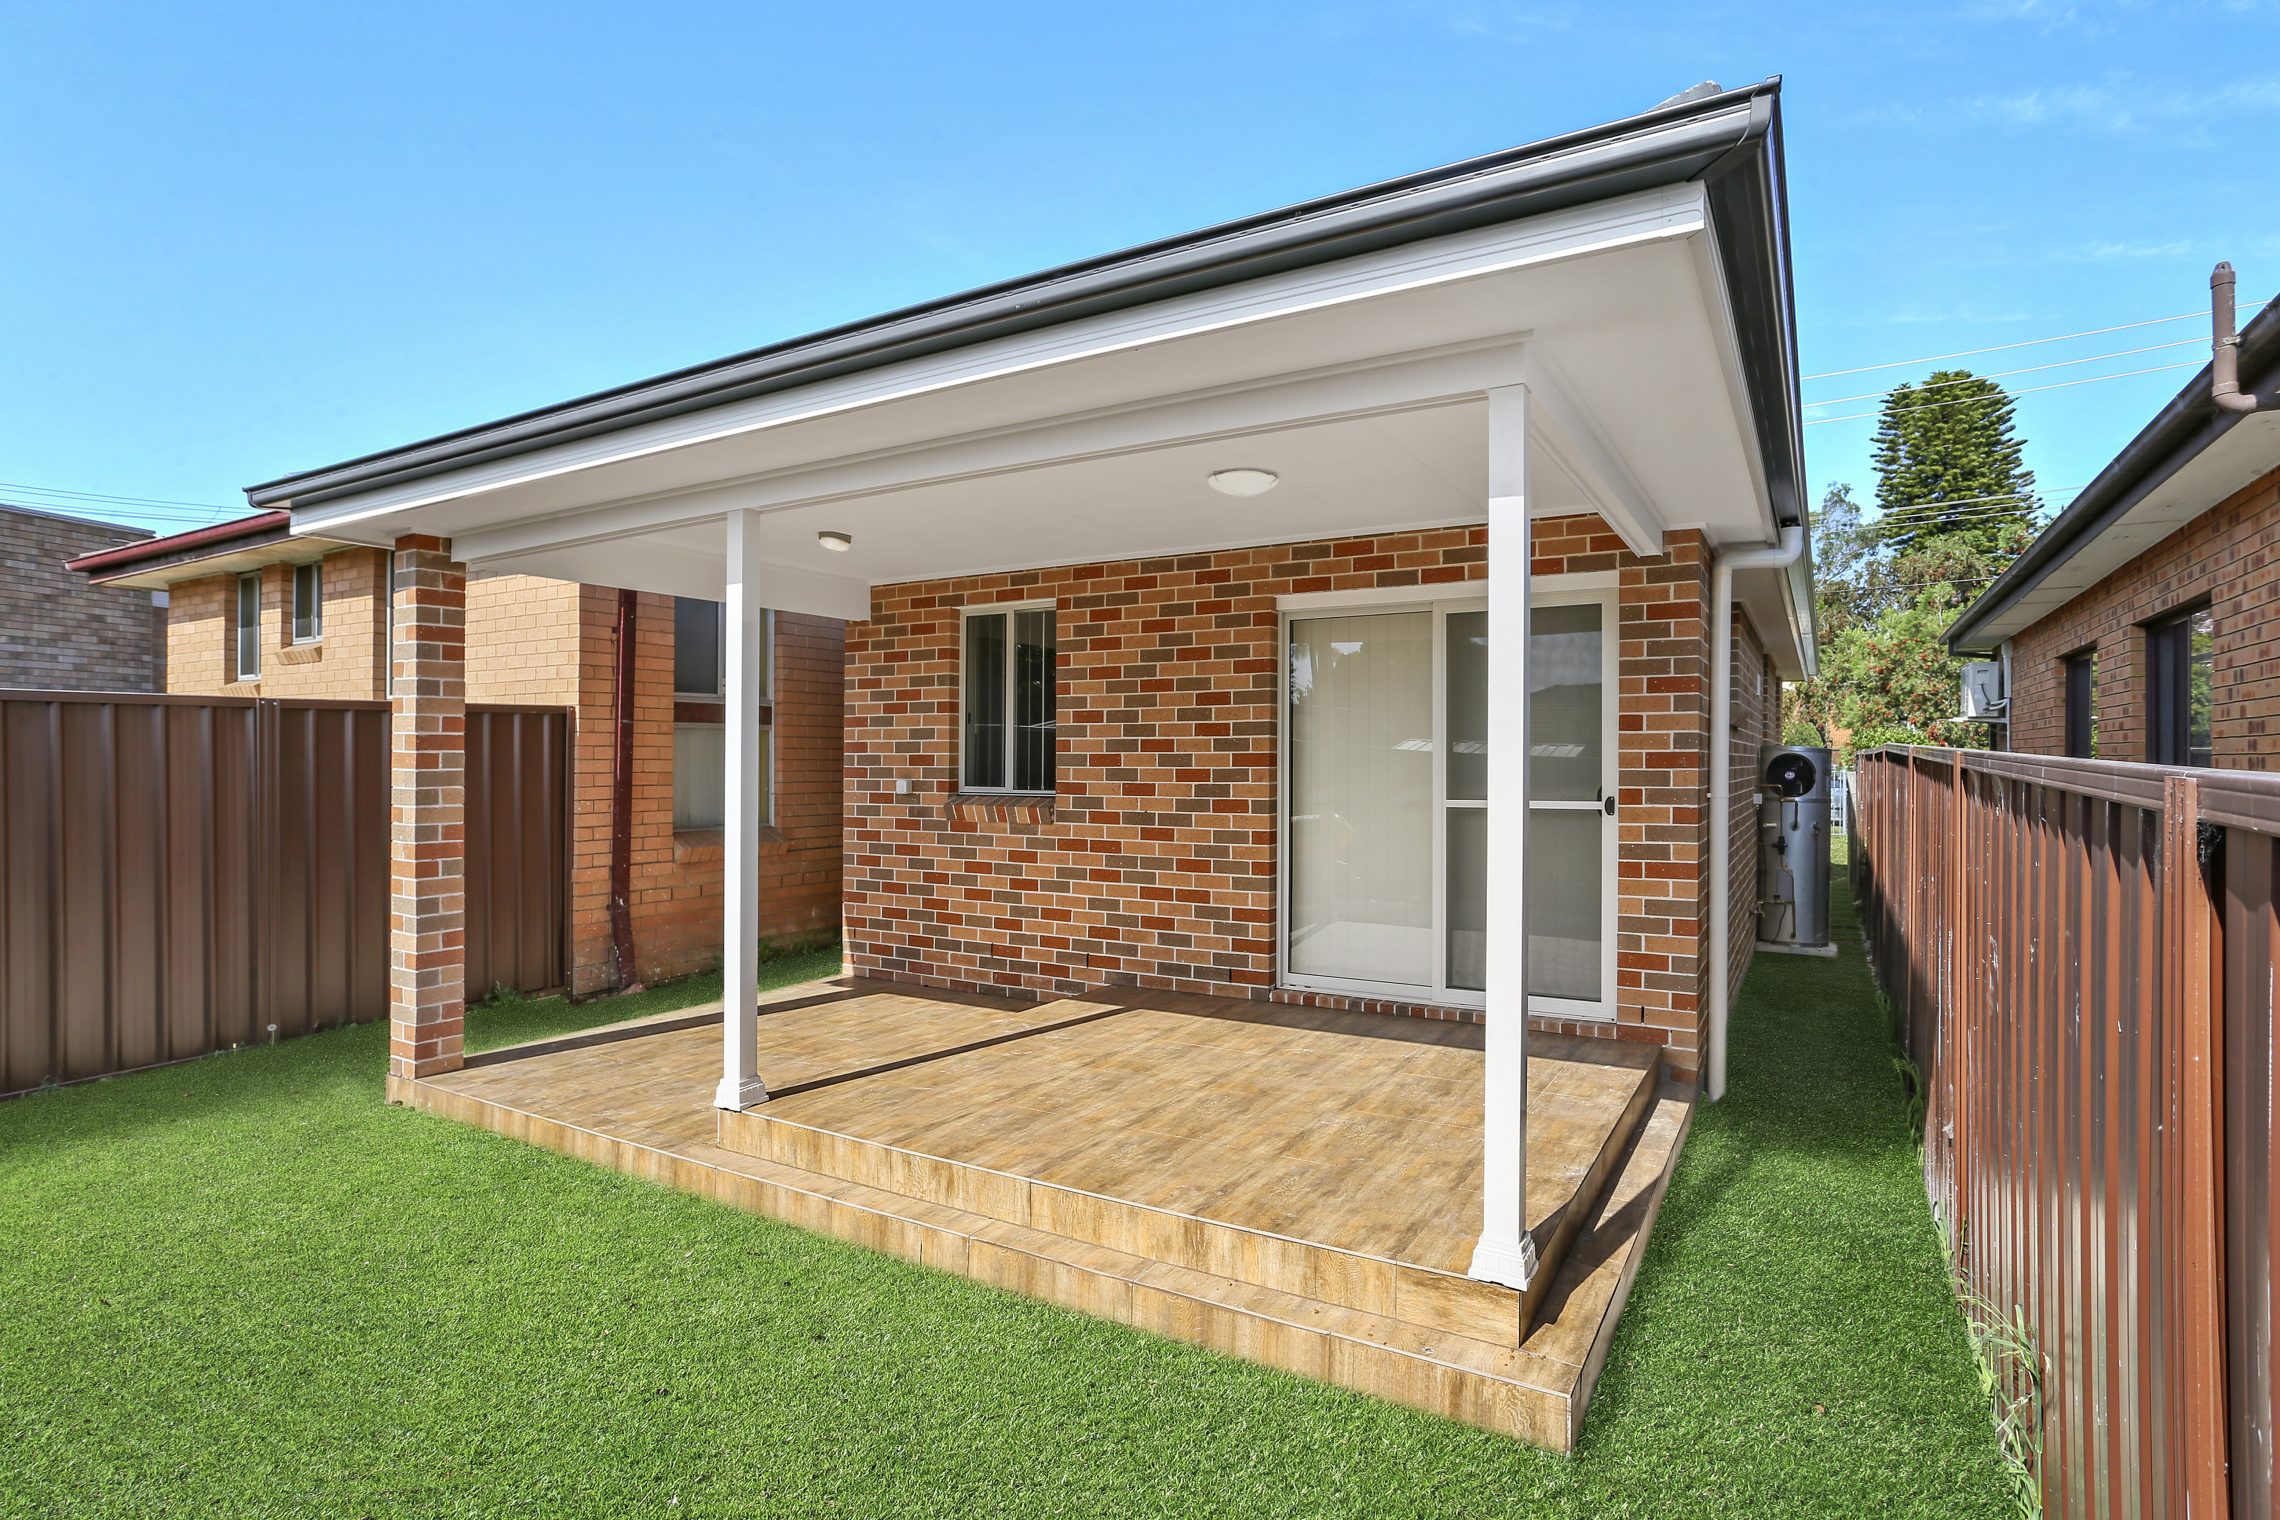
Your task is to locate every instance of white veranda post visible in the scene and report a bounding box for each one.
[715,508,770,1111]
[1469,382,1536,1288]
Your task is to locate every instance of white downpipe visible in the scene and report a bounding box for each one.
[1706,523,1805,1103]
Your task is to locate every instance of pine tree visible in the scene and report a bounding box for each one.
[1869,369,2037,554]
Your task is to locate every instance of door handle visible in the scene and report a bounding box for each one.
[1602,795,1616,817]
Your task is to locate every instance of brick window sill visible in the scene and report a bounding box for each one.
[947,792,1056,824]
[673,824,786,862]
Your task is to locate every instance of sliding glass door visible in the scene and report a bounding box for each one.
[1285,612,1435,987]
[1282,589,1616,1018]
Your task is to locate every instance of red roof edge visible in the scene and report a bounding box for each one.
[65,511,294,577]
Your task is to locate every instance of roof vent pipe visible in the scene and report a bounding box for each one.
[2213,262,2259,414]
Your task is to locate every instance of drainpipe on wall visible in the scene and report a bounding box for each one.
[1706,522,1805,1103]
[2212,261,2261,414]
[609,588,643,993]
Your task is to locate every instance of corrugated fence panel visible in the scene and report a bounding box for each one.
[0,693,565,1098]
[1855,746,2280,1519]
[2225,823,2279,1518]
[464,706,569,1001]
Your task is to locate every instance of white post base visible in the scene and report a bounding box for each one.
[714,1075,770,1112]
[1468,1234,1539,1290]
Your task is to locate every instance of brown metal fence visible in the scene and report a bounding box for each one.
[0,692,567,1098]
[463,705,569,999]
[1851,745,2280,1519]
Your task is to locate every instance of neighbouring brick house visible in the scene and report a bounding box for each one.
[70,516,843,993]
[1949,288,2280,770]
[0,502,167,691]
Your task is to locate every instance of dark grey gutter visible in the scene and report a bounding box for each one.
[1947,295,2280,653]
[247,79,1802,530]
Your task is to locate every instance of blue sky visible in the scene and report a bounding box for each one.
[4,1,2273,538]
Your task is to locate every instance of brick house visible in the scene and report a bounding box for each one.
[155,84,1816,1423]
[69,514,843,993]
[1948,288,2280,769]
[0,502,167,691]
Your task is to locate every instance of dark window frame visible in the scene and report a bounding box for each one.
[2146,602,2215,767]
[2062,647,2096,759]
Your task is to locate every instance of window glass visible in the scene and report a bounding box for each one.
[963,613,1008,789]
[674,598,723,698]
[671,724,770,831]
[2063,650,2097,759]
[1528,602,1603,802]
[1013,609,1056,793]
[2150,606,2217,767]
[235,573,261,680]
[292,562,322,642]
[1287,611,1434,987]
[2188,608,2214,767]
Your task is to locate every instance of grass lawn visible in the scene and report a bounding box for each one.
[1,891,2009,1518]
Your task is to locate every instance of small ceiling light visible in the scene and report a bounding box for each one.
[1207,467,1279,498]
[816,530,854,552]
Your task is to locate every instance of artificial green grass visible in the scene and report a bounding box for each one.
[0,904,2006,1518]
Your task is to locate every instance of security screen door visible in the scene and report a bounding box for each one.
[1283,590,1616,1017]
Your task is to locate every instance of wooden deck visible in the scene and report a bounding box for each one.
[397,978,1691,1449]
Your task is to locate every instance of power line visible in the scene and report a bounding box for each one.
[1853,484,2080,513]
[1803,298,2268,382]
[1805,336,2209,409]
[1804,359,2206,425]
[0,478,238,513]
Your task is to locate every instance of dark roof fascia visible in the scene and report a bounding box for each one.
[67,510,293,582]
[1947,298,2280,653]
[1699,86,1803,529]
[247,80,1799,527]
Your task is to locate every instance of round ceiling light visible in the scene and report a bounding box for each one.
[816,530,854,552]
[1206,468,1279,498]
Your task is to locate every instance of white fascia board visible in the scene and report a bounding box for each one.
[449,340,1530,565]
[289,184,1708,538]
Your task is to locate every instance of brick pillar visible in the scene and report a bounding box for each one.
[388,536,468,1083]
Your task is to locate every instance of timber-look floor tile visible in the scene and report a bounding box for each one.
[413,979,1685,1450]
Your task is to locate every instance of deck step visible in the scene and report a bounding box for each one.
[398,1070,1690,1451]
[715,1043,1660,1346]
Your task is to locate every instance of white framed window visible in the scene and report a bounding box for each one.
[672,597,772,830]
[961,603,1056,793]
[234,571,261,680]
[291,561,322,642]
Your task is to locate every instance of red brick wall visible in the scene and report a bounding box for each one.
[844,520,1718,1075]
[1724,607,1777,1002]
[583,598,844,993]
[2007,462,2280,768]
[1614,530,1714,1073]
